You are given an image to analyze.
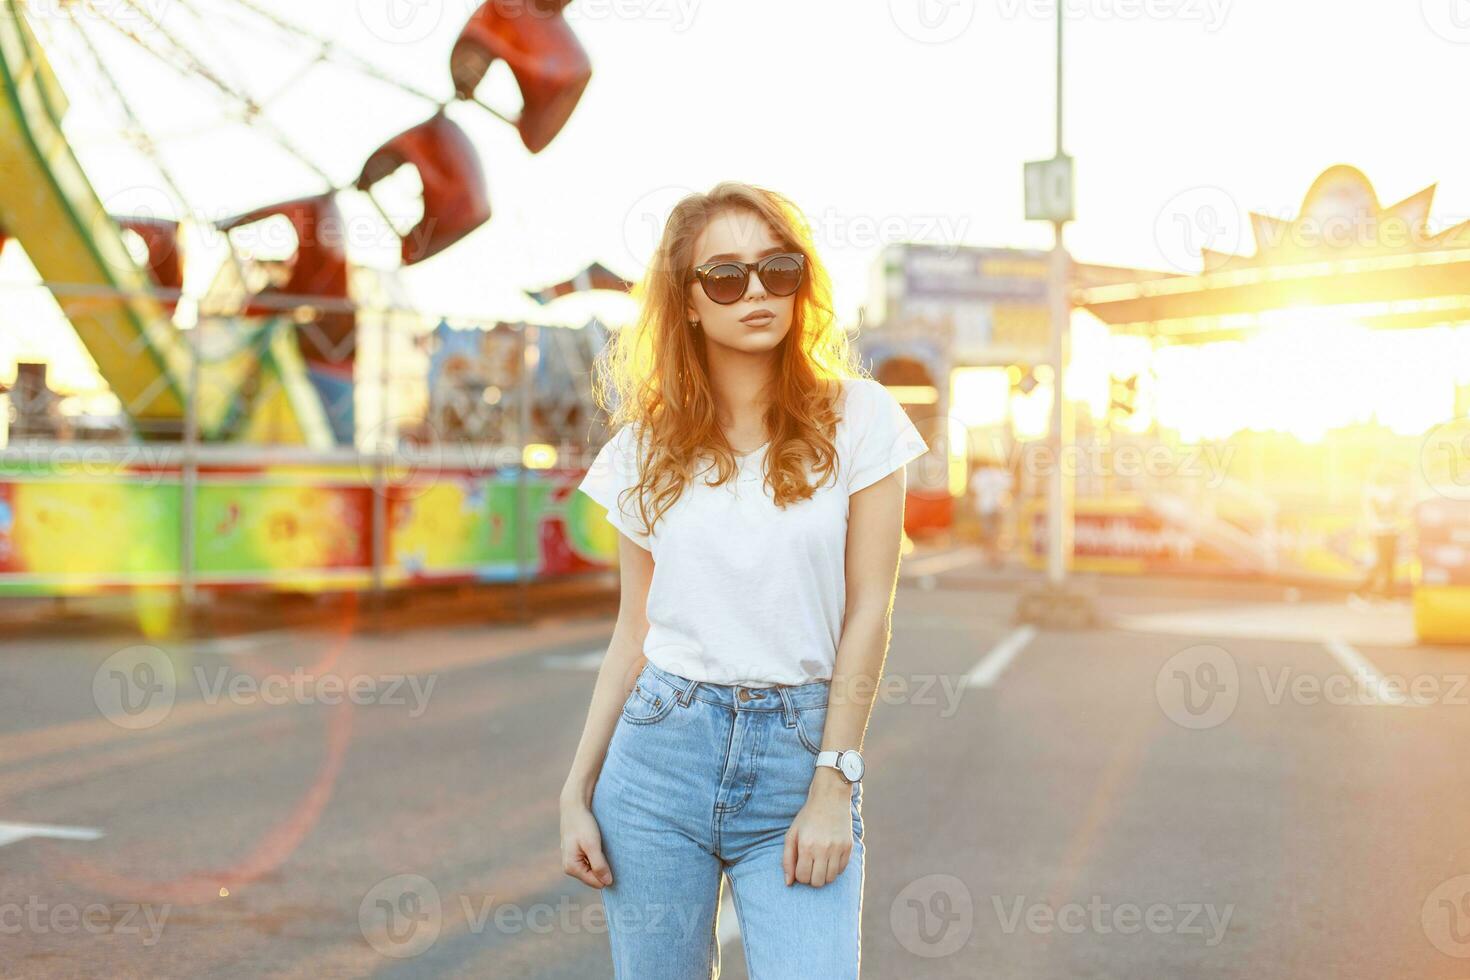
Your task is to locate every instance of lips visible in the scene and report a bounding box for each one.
[741,309,775,324]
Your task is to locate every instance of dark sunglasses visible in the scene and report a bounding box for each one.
[688,251,806,305]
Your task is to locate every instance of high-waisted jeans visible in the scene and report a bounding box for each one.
[590,659,865,978]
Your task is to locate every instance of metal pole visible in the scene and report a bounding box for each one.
[1046,228,1072,586]
[1055,3,1064,153]
[515,323,533,621]
[1045,4,1071,587]
[371,313,388,599]
[180,314,200,608]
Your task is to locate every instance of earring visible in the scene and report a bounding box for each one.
[689,319,701,329]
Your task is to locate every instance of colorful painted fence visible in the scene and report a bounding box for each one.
[0,455,620,595]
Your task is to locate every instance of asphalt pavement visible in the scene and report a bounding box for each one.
[1,551,1467,978]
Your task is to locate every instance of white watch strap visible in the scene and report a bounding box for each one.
[816,749,863,783]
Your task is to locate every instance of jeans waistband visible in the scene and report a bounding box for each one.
[639,660,829,722]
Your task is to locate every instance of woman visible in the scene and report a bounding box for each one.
[559,181,928,978]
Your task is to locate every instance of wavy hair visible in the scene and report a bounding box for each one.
[589,181,866,539]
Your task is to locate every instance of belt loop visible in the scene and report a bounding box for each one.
[649,662,696,706]
[776,685,796,728]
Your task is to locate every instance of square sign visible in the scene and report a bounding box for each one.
[1024,154,1074,223]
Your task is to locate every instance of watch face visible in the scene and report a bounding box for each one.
[839,751,863,782]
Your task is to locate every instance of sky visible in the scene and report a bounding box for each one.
[5,0,1470,391]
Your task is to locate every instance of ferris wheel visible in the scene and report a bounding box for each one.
[0,0,593,445]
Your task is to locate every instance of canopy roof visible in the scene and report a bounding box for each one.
[1080,165,1470,341]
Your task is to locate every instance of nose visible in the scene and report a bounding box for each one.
[743,265,767,302]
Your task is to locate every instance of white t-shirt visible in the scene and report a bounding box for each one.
[576,377,929,687]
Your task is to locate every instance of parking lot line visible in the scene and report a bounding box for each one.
[542,650,607,670]
[961,625,1038,689]
[0,821,104,848]
[1322,636,1417,706]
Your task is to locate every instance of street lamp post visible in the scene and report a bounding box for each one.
[1019,6,1096,628]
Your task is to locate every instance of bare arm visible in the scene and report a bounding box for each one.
[782,463,908,888]
[561,532,655,809]
[560,531,655,888]
[809,463,907,800]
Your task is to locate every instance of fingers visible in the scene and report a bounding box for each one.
[794,844,815,887]
[563,854,602,888]
[563,839,614,889]
[786,837,853,888]
[585,840,614,887]
[809,852,830,889]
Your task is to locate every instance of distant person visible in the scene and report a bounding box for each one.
[560,182,928,978]
[969,456,1013,568]
[1352,461,1410,601]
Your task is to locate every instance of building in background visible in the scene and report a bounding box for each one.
[857,242,1172,533]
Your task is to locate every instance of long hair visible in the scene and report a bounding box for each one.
[590,181,866,539]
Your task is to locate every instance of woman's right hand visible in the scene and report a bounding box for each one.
[560,797,614,889]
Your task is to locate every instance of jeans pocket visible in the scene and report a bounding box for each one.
[620,680,677,725]
[793,704,828,755]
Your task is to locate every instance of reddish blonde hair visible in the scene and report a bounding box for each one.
[590,181,866,538]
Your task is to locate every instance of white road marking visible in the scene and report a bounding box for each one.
[543,650,606,670]
[1322,637,1417,707]
[0,822,104,848]
[717,881,741,947]
[900,547,985,580]
[190,630,299,657]
[960,625,1038,689]
[1110,602,1416,648]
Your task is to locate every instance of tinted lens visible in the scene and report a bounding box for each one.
[701,264,749,304]
[758,255,803,296]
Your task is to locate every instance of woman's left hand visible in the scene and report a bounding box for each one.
[783,777,854,887]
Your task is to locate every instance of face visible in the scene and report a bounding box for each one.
[685,209,799,356]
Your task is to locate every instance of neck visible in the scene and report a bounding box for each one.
[705,346,775,436]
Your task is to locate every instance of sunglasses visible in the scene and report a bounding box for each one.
[688,251,806,305]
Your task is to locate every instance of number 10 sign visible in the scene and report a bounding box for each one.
[1024,154,1075,223]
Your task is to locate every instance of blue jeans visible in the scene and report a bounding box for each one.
[590,660,865,978]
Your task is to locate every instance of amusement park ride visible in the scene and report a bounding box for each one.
[0,0,598,447]
[0,0,647,599]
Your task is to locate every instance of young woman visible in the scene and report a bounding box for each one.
[559,181,929,978]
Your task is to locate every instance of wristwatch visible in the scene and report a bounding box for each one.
[814,749,865,784]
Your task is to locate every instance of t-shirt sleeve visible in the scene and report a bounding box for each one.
[576,425,653,551]
[845,379,930,494]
